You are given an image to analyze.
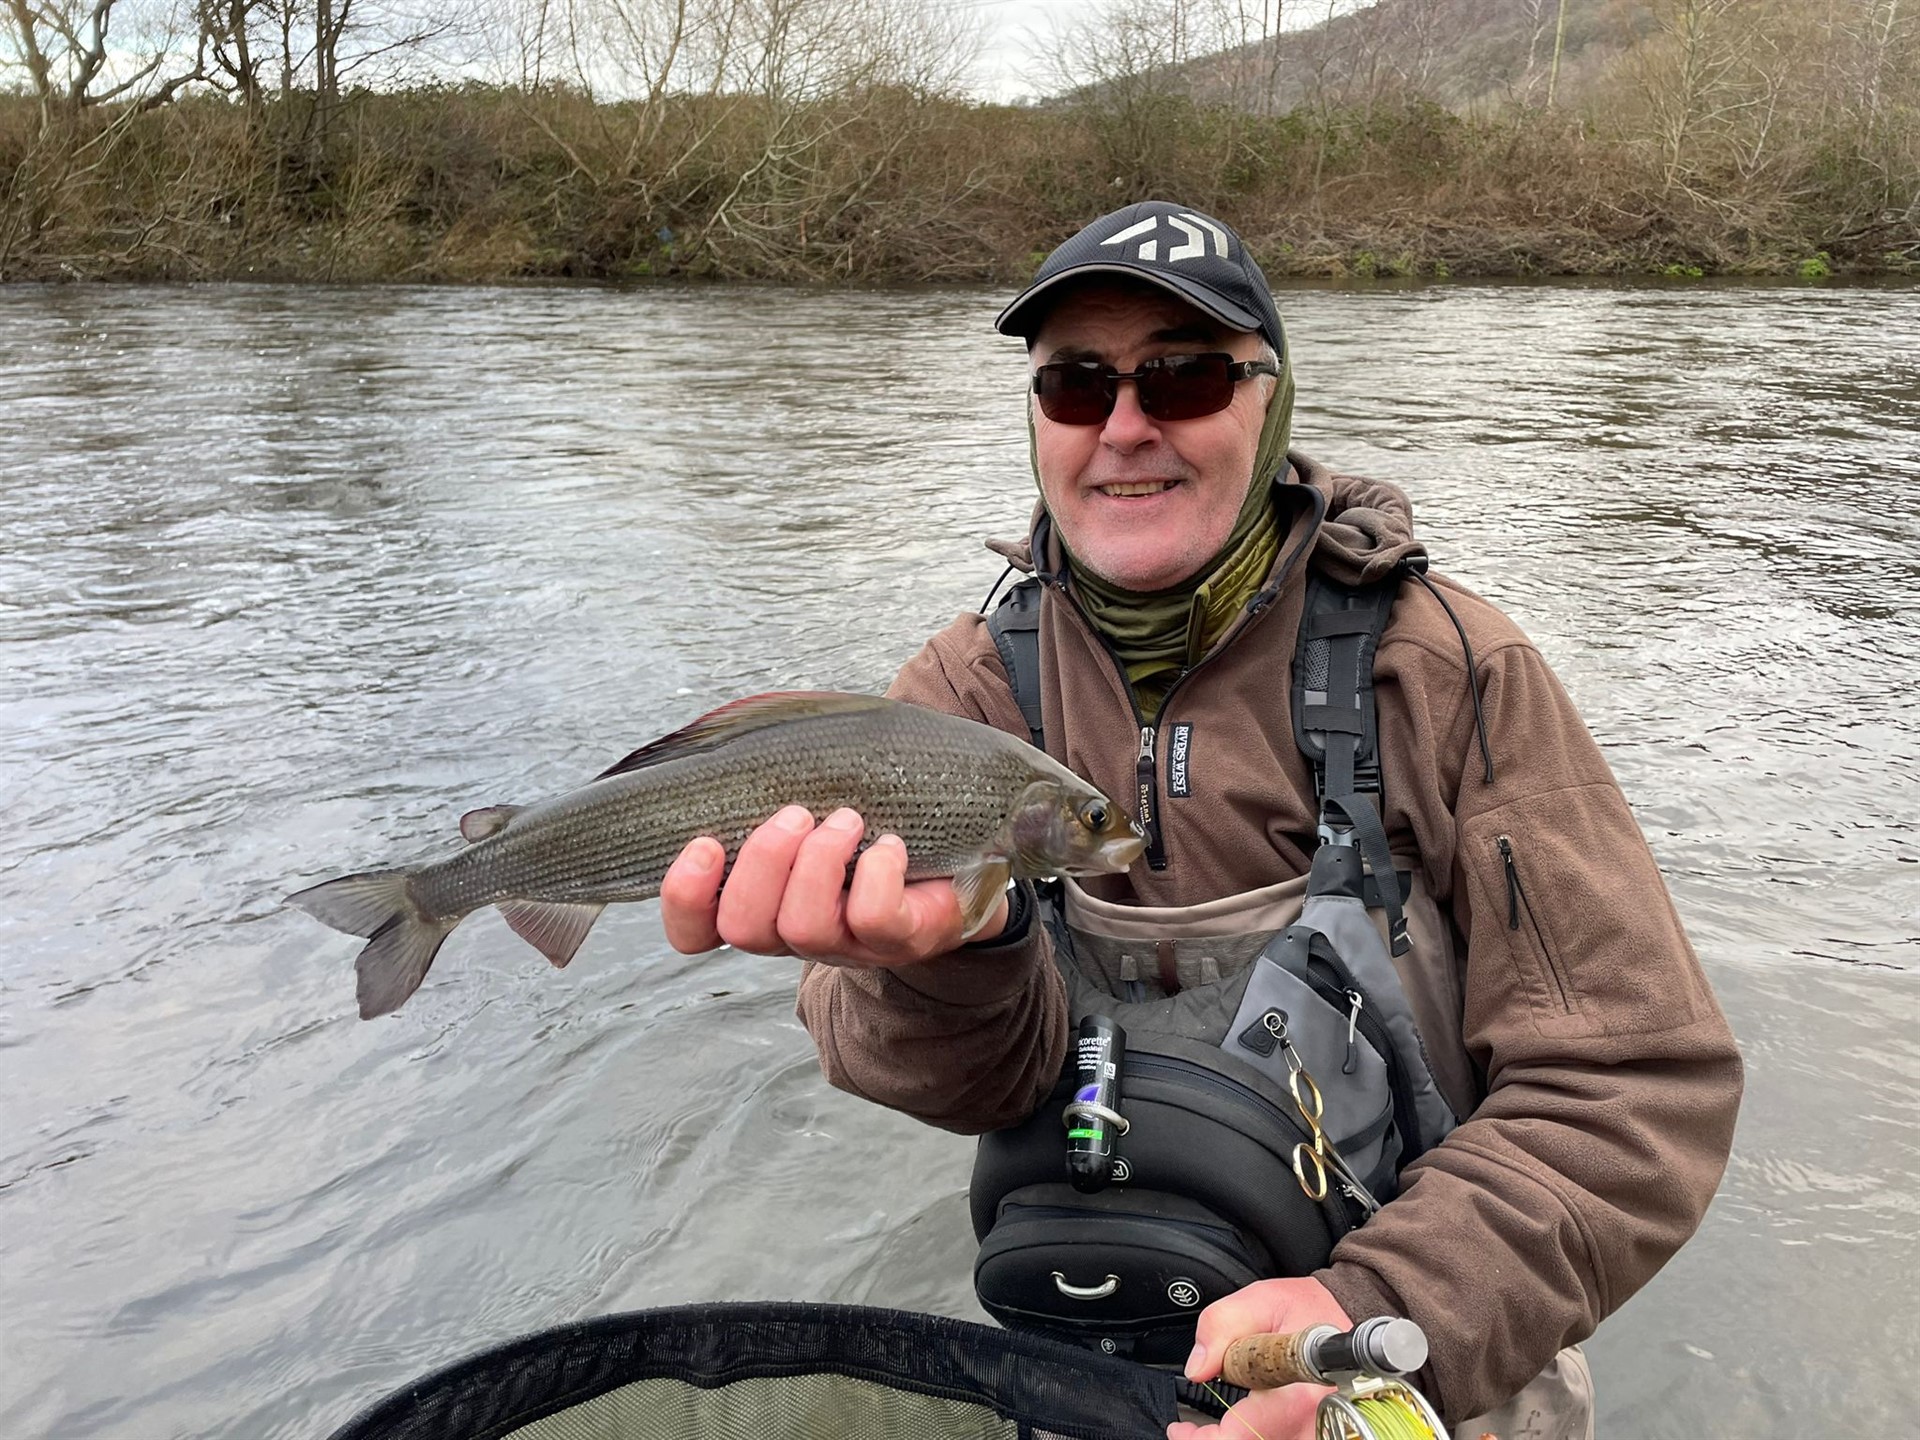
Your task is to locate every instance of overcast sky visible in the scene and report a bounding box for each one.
[963,0,1073,101]
[961,0,1361,103]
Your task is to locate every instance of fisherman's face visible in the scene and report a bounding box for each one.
[1029,280,1268,594]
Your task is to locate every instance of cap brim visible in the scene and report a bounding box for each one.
[995,262,1264,341]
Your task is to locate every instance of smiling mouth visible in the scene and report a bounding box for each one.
[1097,480,1181,497]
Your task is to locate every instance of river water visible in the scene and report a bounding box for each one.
[1,280,1915,1439]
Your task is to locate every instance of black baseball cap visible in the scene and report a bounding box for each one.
[996,201,1284,355]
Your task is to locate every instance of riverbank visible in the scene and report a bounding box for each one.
[4,87,1916,284]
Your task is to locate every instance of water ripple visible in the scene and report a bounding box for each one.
[2,280,1917,1440]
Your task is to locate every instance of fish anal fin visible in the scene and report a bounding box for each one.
[460,805,524,843]
[596,692,892,780]
[497,899,606,968]
[952,856,1012,942]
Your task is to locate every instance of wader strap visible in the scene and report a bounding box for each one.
[1294,574,1408,955]
[1156,939,1181,995]
[986,577,1045,752]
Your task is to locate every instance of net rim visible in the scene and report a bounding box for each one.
[325,1299,1180,1440]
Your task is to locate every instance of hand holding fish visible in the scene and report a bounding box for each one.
[287,693,1143,1017]
[661,806,1008,966]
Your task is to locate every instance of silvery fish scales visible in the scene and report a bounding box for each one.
[286,693,1146,1018]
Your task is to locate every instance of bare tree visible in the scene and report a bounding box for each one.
[198,0,265,103]
[3,0,176,119]
[1040,0,1195,191]
[1852,0,1914,140]
[1545,0,1569,105]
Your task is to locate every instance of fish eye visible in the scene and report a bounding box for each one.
[1081,802,1108,830]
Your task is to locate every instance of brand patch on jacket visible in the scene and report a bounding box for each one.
[1168,724,1194,796]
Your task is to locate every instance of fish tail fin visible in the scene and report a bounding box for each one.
[285,869,459,1019]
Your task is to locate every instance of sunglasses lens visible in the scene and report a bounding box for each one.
[1034,365,1112,425]
[1138,355,1234,421]
[1033,354,1241,425]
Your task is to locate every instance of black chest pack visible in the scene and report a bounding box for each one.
[970,569,1458,1365]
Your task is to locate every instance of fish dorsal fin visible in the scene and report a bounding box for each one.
[460,805,524,843]
[595,692,893,780]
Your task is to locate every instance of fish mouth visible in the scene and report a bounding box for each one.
[1049,833,1144,878]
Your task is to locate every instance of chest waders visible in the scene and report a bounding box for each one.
[970,567,1458,1365]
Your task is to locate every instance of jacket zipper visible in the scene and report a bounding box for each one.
[1497,835,1571,1012]
[1048,485,1326,874]
[1044,576,1170,869]
[1134,724,1161,868]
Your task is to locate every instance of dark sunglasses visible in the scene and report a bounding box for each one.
[1031,352,1280,425]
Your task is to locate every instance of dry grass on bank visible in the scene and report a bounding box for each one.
[2,85,1916,284]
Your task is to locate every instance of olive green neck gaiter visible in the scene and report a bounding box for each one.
[1027,337,1297,720]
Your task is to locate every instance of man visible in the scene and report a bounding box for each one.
[659,201,1743,1440]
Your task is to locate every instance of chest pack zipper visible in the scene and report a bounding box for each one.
[1299,960,1420,1165]
[1125,1051,1378,1222]
[1126,1052,1315,1151]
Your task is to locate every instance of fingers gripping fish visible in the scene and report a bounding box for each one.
[286,693,1146,1018]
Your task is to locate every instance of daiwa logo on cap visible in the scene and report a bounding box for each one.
[1100,211,1231,264]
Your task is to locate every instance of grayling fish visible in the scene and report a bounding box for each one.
[287,692,1146,1018]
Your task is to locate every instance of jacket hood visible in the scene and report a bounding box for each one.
[987,453,1424,590]
[1294,454,1425,587]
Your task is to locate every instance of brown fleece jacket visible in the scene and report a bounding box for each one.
[795,456,1743,1421]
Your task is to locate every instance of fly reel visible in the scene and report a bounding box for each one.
[1221,1317,1447,1440]
[1315,1376,1447,1440]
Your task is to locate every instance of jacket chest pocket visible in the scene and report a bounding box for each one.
[1496,834,1573,1014]
[1464,784,1715,1042]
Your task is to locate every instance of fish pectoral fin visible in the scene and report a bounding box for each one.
[952,856,1012,942]
[497,900,606,969]
[459,805,524,843]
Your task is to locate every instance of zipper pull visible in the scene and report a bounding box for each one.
[1342,989,1363,1074]
[1497,834,1520,930]
[1135,725,1165,870]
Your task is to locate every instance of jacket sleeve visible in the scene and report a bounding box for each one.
[1317,635,1745,1422]
[793,613,1070,1135]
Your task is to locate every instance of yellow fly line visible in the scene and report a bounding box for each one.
[1200,1374,1446,1440]
[1315,1380,1448,1440]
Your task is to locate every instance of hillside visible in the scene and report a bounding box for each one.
[1120,0,1649,113]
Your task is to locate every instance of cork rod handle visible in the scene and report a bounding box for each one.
[1220,1327,1325,1391]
